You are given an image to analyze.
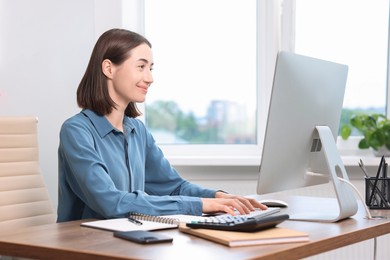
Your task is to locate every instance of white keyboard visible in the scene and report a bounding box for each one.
[203,207,281,223]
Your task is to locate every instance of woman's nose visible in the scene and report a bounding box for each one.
[145,71,153,85]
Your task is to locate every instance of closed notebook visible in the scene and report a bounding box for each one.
[179,225,309,247]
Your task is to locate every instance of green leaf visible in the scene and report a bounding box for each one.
[367,130,385,149]
[358,139,369,149]
[340,125,351,140]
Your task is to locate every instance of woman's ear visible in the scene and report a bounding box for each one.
[102,59,113,79]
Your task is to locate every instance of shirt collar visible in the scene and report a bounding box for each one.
[81,109,136,137]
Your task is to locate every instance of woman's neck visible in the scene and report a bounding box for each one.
[105,109,125,132]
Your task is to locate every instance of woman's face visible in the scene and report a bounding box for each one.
[106,43,154,109]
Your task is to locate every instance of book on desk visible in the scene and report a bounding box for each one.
[179,224,309,247]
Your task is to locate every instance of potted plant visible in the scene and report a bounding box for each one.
[341,113,390,156]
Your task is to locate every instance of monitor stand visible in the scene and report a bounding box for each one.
[289,126,358,222]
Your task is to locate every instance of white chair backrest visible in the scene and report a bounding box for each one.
[0,116,56,233]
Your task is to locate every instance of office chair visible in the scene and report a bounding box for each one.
[0,116,56,234]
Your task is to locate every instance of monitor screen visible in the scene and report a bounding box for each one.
[257,51,358,222]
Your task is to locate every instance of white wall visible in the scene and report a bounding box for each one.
[0,0,122,210]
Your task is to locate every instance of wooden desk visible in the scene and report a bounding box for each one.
[1,196,390,260]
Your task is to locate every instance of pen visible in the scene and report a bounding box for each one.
[380,159,387,207]
[358,159,370,177]
[369,156,385,206]
[359,159,379,205]
[128,217,143,226]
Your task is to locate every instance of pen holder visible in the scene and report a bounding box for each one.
[365,177,390,209]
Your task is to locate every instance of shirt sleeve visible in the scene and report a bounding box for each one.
[137,119,219,211]
[143,137,218,198]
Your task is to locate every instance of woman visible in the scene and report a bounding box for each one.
[57,28,266,222]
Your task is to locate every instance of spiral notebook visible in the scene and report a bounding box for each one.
[81,213,180,232]
[81,212,211,232]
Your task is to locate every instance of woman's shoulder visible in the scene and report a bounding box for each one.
[60,111,97,135]
[62,111,89,126]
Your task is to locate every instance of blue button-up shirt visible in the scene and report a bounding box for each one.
[57,109,217,222]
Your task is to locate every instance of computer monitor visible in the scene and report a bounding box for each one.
[257,51,358,222]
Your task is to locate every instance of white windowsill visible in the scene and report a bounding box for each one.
[165,137,384,167]
[167,154,383,167]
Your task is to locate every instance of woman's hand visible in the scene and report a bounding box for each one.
[201,192,268,215]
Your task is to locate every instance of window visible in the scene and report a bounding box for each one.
[144,0,258,145]
[292,0,389,129]
[142,0,263,165]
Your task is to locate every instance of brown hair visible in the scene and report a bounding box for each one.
[77,28,152,117]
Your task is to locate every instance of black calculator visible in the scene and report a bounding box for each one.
[186,214,289,232]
